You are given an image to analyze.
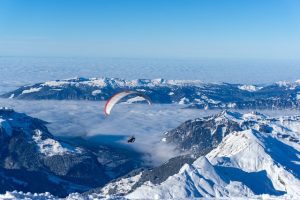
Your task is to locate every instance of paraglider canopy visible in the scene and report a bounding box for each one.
[104,90,152,116]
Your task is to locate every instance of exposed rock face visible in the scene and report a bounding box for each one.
[162,111,244,155]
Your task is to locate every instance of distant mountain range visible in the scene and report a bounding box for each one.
[1,77,300,109]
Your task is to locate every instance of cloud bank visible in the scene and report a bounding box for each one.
[0,99,214,165]
[1,99,299,165]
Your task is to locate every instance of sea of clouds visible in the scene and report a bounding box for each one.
[1,56,300,165]
[1,98,299,165]
[0,99,216,165]
[1,56,300,93]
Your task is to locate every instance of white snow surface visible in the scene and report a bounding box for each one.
[238,84,262,92]
[179,97,190,104]
[207,129,300,195]
[21,87,42,94]
[32,130,80,156]
[124,96,148,104]
[100,173,142,196]
[0,191,57,200]
[92,90,102,96]
[38,77,207,89]
[276,80,300,90]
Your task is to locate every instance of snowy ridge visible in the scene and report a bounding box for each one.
[0,191,127,200]
[126,157,253,199]
[207,129,300,196]
[40,77,205,88]
[21,87,42,94]
[125,112,300,199]
[96,111,300,199]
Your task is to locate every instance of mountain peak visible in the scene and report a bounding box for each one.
[215,110,243,120]
[213,110,267,124]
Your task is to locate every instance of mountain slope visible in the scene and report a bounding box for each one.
[0,107,110,197]
[0,110,299,199]
[162,110,244,155]
[126,114,300,199]
[92,111,300,199]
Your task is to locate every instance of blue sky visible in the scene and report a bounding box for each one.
[0,0,300,59]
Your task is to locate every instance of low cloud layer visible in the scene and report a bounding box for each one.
[1,99,299,165]
[0,99,214,165]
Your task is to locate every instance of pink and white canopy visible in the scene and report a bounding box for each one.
[104,91,152,116]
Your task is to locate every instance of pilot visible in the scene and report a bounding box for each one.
[127,136,135,143]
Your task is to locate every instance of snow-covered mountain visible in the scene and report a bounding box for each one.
[162,110,244,155]
[162,110,300,155]
[2,77,300,109]
[0,107,144,197]
[87,111,300,199]
[126,126,300,199]
[1,110,300,199]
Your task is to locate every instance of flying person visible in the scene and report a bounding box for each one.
[104,90,152,144]
[127,135,136,143]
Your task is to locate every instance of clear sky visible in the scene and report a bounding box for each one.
[0,0,300,60]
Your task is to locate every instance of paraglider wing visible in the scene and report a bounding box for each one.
[104,91,151,116]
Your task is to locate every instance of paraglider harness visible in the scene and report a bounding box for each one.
[127,136,135,143]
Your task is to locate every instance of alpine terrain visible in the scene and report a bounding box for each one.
[0,107,144,197]
[1,110,299,199]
